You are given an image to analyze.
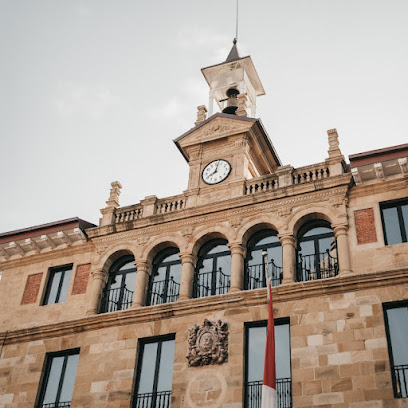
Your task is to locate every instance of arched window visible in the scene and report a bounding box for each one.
[100,256,136,313]
[296,221,338,282]
[193,239,231,298]
[147,248,181,306]
[245,230,282,290]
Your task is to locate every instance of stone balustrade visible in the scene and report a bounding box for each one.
[292,162,330,185]
[114,205,143,223]
[156,195,186,214]
[244,174,279,195]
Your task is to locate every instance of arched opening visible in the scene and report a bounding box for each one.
[296,220,338,282]
[193,239,231,298]
[146,247,181,306]
[245,229,282,289]
[100,255,136,313]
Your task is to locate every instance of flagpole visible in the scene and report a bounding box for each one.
[261,251,277,408]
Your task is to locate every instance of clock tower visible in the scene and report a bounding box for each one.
[174,40,281,207]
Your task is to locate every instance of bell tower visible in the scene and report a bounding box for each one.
[201,39,265,117]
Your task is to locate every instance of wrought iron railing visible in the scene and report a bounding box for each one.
[42,402,71,408]
[134,390,171,408]
[148,277,180,306]
[393,364,408,398]
[245,260,283,290]
[246,378,292,408]
[100,286,134,313]
[194,268,230,298]
[296,250,338,282]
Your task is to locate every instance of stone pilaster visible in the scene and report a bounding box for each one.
[178,253,197,301]
[228,243,246,292]
[132,261,151,308]
[333,224,353,276]
[279,234,296,284]
[86,269,108,315]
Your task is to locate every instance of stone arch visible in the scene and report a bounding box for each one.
[236,214,283,247]
[94,241,138,273]
[287,204,343,237]
[141,233,187,265]
[188,225,234,257]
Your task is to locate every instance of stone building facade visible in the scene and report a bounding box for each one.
[0,42,408,408]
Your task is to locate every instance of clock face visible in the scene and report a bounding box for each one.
[202,159,232,185]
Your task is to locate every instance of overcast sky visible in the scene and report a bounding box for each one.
[1,0,407,233]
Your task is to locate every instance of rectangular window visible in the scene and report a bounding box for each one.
[133,335,175,408]
[245,319,292,408]
[43,265,73,305]
[36,348,80,408]
[380,199,408,245]
[383,302,408,398]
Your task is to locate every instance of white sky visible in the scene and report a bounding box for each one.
[0,0,407,233]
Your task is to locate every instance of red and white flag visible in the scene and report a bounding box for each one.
[262,253,277,408]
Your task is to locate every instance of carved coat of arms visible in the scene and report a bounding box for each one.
[186,319,228,367]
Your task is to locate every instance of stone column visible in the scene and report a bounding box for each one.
[279,234,296,284]
[333,224,353,276]
[228,243,246,292]
[178,253,197,301]
[86,269,108,315]
[132,261,151,308]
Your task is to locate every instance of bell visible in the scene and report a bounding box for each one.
[222,88,239,114]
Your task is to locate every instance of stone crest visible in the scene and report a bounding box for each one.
[187,319,228,367]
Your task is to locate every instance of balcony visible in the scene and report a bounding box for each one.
[393,364,408,398]
[134,390,171,408]
[296,250,339,282]
[147,277,180,306]
[245,261,283,290]
[246,379,292,408]
[100,286,134,313]
[193,268,230,298]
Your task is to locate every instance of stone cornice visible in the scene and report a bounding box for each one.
[89,175,351,243]
[348,176,408,200]
[1,267,407,345]
[0,241,95,270]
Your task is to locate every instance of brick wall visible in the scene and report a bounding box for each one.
[354,208,377,244]
[21,273,43,304]
[72,263,91,295]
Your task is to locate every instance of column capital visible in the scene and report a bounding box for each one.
[227,242,246,257]
[278,234,296,247]
[332,223,349,236]
[91,269,108,283]
[178,253,197,265]
[134,260,152,274]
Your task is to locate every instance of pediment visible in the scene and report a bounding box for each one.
[174,114,257,161]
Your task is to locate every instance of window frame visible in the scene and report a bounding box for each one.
[383,300,408,398]
[35,347,80,408]
[132,334,176,408]
[147,248,181,306]
[380,199,408,245]
[244,318,292,408]
[42,264,73,305]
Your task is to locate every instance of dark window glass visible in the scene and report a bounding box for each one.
[381,200,408,245]
[296,221,338,282]
[245,320,292,408]
[36,348,80,408]
[147,248,181,306]
[43,265,73,305]
[100,256,136,313]
[133,336,175,408]
[384,302,408,398]
[193,239,231,298]
[245,230,282,290]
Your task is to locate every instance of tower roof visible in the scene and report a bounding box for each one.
[225,38,240,62]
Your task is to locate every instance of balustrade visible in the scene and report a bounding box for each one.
[115,206,143,223]
[244,175,279,195]
[296,250,339,282]
[134,390,171,408]
[292,164,329,185]
[246,379,292,408]
[42,403,71,408]
[156,196,186,214]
